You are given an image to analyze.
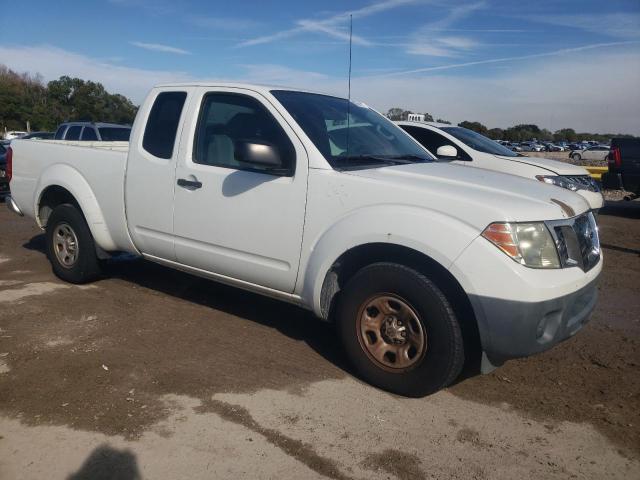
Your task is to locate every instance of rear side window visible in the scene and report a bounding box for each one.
[99,127,131,141]
[65,126,82,140]
[81,127,98,141]
[143,91,187,159]
[54,125,67,140]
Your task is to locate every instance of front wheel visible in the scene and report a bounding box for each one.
[336,263,465,397]
[45,204,102,284]
[571,153,582,162]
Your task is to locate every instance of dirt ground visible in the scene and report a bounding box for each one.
[0,199,639,479]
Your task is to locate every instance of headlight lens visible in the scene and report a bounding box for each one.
[482,222,560,268]
[536,175,580,191]
[536,175,599,192]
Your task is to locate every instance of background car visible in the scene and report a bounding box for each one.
[396,121,603,210]
[570,145,610,162]
[54,122,131,141]
[3,131,27,140]
[19,131,54,140]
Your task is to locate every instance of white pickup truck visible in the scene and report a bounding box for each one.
[6,83,602,397]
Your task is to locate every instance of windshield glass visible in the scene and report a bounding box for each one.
[271,90,433,169]
[441,127,518,157]
[98,127,131,141]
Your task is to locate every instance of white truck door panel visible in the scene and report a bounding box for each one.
[173,88,308,293]
[125,90,190,259]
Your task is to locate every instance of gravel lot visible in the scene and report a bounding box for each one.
[0,200,638,479]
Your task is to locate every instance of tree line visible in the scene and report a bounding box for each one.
[386,108,636,143]
[0,65,138,133]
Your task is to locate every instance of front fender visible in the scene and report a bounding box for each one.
[298,204,481,318]
[34,163,118,251]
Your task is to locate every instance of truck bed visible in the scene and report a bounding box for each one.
[10,139,134,252]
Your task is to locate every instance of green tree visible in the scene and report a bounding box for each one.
[386,107,404,120]
[0,65,138,134]
[486,128,504,140]
[458,121,488,134]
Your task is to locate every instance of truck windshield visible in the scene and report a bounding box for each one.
[98,127,131,141]
[271,90,433,169]
[440,127,518,157]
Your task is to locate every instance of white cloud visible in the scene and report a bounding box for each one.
[346,51,640,135]
[238,0,428,47]
[238,64,330,85]
[526,13,640,39]
[407,2,486,57]
[129,41,191,55]
[0,44,192,102]
[374,40,640,76]
[2,43,638,135]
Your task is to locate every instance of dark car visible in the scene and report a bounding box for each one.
[602,138,640,197]
[19,131,55,140]
[0,144,9,199]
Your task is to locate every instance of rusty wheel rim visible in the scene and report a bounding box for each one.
[357,294,426,372]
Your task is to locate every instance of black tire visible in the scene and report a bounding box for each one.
[45,204,101,284]
[336,262,464,397]
[571,153,581,162]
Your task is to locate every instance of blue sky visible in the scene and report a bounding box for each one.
[1,0,639,133]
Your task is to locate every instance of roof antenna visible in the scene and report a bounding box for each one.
[346,14,353,159]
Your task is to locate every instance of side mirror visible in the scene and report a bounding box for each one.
[436,145,458,158]
[235,140,283,169]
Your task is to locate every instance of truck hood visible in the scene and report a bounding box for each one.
[345,162,590,228]
[495,154,587,175]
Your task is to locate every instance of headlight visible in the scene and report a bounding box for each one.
[482,222,560,268]
[536,175,599,192]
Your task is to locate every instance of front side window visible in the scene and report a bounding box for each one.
[193,93,295,175]
[442,127,518,157]
[81,127,98,141]
[271,90,432,170]
[65,126,82,140]
[99,127,131,141]
[143,91,187,159]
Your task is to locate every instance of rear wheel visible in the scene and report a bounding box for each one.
[336,262,465,397]
[571,153,582,162]
[46,204,101,284]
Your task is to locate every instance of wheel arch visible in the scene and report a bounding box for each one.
[317,242,482,363]
[35,164,118,251]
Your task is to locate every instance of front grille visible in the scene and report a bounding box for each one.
[564,175,600,192]
[547,212,600,272]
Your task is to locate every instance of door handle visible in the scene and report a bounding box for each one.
[177,178,203,189]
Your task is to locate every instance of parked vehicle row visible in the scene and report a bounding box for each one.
[6,83,602,397]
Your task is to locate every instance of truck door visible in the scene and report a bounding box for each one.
[172,88,308,293]
[124,89,189,260]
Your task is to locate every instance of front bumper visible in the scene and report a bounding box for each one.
[469,273,599,366]
[450,230,602,370]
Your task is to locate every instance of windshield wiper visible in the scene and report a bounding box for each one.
[382,154,431,162]
[337,154,427,165]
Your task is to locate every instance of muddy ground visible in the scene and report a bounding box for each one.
[0,200,638,479]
